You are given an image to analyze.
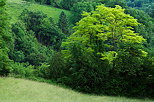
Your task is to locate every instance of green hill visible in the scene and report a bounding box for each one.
[6,0,73,24]
[0,77,153,102]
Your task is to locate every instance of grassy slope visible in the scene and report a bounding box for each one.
[6,0,73,24]
[0,77,153,102]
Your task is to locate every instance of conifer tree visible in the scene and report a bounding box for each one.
[58,11,69,36]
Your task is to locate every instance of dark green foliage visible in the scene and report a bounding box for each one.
[36,63,50,78]
[60,42,150,96]
[58,11,69,36]
[141,57,154,97]
[71,1,100,23]
[36,52,66,79]
[24,0,46,4]
[0,0,12,76]
[20,10,65,50]
[114,43,144,75]
[37,18,64,50]
[126,0,154,17]
[146,3,154,18]
[97,0,127,8]
[60,0,82,10]
[110,51,152,97]
[20,9,47,34]
[125,8,154,49]
[24,0,61,7]
[25,53,47,66]
[47,52,66,79]
[0,50,11,76]
[11,62,35,77]
[60,42,110,93]
[11,22,36,55]
[60,41,153,97]
[9,21,53,66]
[48,0,62,7]
[126,0,154,8]
[104,43,146,96]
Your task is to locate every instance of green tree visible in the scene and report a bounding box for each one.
[10,21,52,66]
[65,5,145,57]
[47,52,65,79]
[20,9,47,34]
[96,0,127,8]
[0,0,12,76]
[147,3,154,18]
[60,0,82,10]
[58,11,69,35]
[38,18,64,50]
[20,10,64,50]
[125,8,154,50]
[48,0,62,7]
[71,1,100,23]
[62,4,147,95]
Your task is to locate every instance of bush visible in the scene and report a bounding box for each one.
[25,53,47,66]
[10,62,34,77]
[34,52,66,80]
[36,63,50,78]
[0,49,12,76]
[48,52,66,79]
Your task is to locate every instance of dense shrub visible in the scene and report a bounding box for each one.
[20,10,65,50]
[10,19,53,65]
[71,1,100,23]
[25,53,47,66]
[11,62,35,77]
[47,52,66,79]
[0,0,12,76]
[0,49,12,76]
[36,63,50,78]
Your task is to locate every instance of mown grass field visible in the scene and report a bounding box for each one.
[6,0,73,24]
[0,77,153,102]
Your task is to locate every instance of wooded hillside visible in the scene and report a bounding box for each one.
[0,0,154,99]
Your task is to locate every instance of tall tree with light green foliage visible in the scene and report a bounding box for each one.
[64,5,146,63]
[61,5,148,95]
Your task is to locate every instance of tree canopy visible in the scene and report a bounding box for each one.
[0,0,12,76]
[63,5,146,62]
[60,5,152,96]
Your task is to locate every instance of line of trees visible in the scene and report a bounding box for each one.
[24,0,154,19]
[0,0,12,76]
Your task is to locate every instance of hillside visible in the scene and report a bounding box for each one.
[1,0,153,99]
[6,0,73,24]
[0,77,153,102]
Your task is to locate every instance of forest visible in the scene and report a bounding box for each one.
[0,0,154,100]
